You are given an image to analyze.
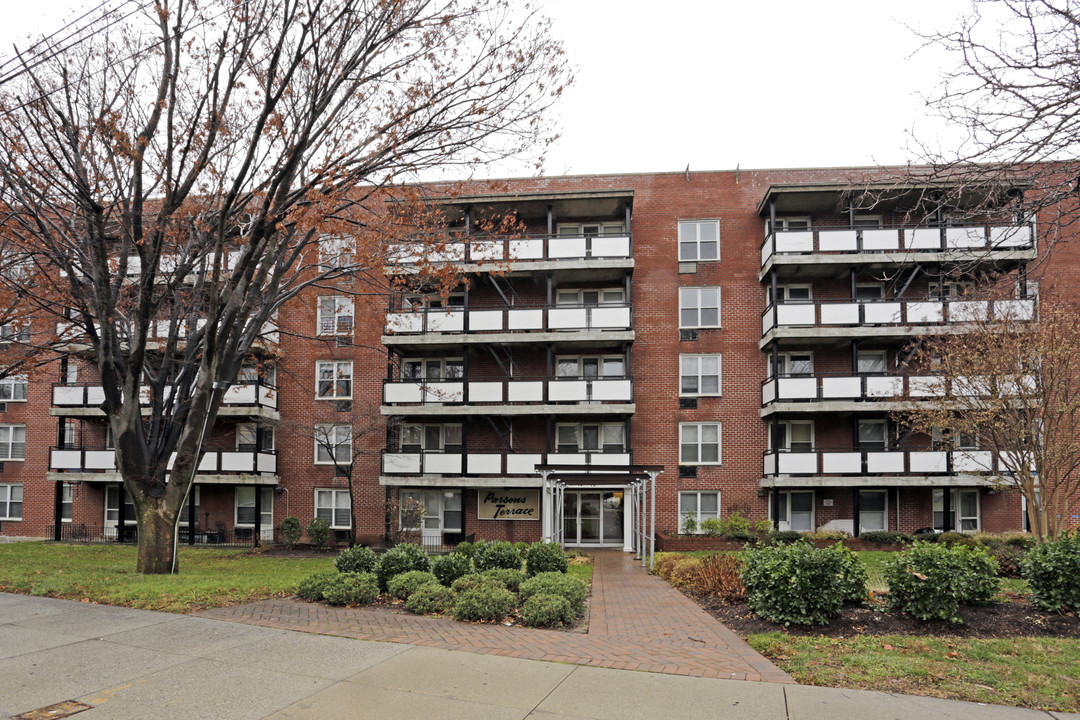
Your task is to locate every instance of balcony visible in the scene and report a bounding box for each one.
[380,449,632,484]
[761,297,1035,341]
[50,382,279,420]
[762,446,1007,485]
[386,233,632,271]
[382,376,634,415]
[760,223,1035,269]
[48,446,278,480]
[383,303,633,345]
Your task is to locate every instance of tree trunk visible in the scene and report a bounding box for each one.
[136,499,177,574]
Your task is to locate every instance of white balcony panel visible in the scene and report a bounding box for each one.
[548,453,586,465]
[819,229,858,252]
[591,306,631,328]
[867,452,904,474]
[470,382,505,402]
[761,242,771,266]
[549,308,587,329]
[955,450,993,473]
[424,453,462,474]
[470,242,504,261]
[86,450,117,470]
[909,376,945,397]
[762,312,775,335]
[954,376,990,397]
[386,313,423,333]
[427,311,464,333]
[822,376,861,399]
[591,379,632,401]
[776,304,815,326]
[864,302,902,324]
[822,452,861,474]
[469,310,504,331]
[424,382,463,403]
[909,227,943,249]
[386,384,423,403]
[508,309,543,330]
[257,453,276,473]
[50,449,84,469]
[866,376,903,398]
[384,453,421,474]
[821,303,859,325]
[467,454,502,474]
[947,227,986,249]
[591,235,631,257]
[506,381,542,402]
[861,229,900,251]
[198,453,217,472]
[224,385,256,405]
[778,452,817,474]
[221,452,255,472]
[777,377,817,400]
[996,299,1034,321]
[907,301,943,324]
[548,381,588,402]
[387,244,421,264]
[506,453,542,474]
[909,451,948,473]
[603,453,631,465]
[52,386,87,406]
[87,387,107,405]
[763,453,777,475]
[775,230,814,253]
[431,245,465,262]
[549,237,587,259]
[990,224,1032,248]
[762,380,776,405]
[950,301,988,322]
[509,239,544,260]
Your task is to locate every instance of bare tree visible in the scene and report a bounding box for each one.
[0,0,568,573]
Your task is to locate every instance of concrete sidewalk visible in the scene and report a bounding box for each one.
[2,593,1077,720]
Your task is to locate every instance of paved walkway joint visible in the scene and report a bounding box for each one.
[198,550,792,683]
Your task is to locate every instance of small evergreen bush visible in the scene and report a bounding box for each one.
[280,517,303,549]
[513,541,531,556]
[472,540,523,572]
[296,570,338,601]
[519,572,588,614]
[335,545,377,574]
[453,585,517,622]
[699,518,723,537]
[454,541,477,558]
[680,514,698,535]
[307,517,331,550]
[883,541,1000,623]
[388,570,439,601]
[406,582,457,615]
[769,530,803,545]
[742,541,868,626]
[858,530,912,545]
[376,543,431,591]
[937,531,976,546]
[522,593,574,627]
[1022,531,1080,612]
[321,572,379,606]
[524,541,569,576]
[451,573,506,593]
[480,568,526,593]
[431,552,473,587]
[719,511,755,540]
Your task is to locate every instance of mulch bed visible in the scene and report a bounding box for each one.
[689,590,1080,639]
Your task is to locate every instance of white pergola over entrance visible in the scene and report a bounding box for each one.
[536,464,664,570]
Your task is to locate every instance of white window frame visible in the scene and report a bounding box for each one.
[766,284,813,305]
[772,490,815,532]
[934,489,981,532]
[316,296,355,336]
[0,483,22,520]
[0,375,27,402]
[555,422,625,453]
[679,287,721,329]
[556,221,625,238]
[855,283,885,301]
[773,351,814,378]
[770,420,815,452]
[315,488,352,529]
[316,360,353,399]
[554,288,625,306]
[402,292,464,310]
[400,423,463,452]
[679,491,720,531]
[60,482,73,522]
[0,424,26,460]
[678,219,720,262]
[555,355,625,379]
[858,489,888,532]
[679,354,722,397]
[235,486,273,529]
[679,422,721,465]
[104,486,136,527]
[318,236,356,270]
[0,320,29,343]
[766,216,811,233]
[857,419,889,449]
[856,350,887,374]
[852,215,883,228]
[315,424,352,464]
[236,423,274,452]
[932,427,980,451]
[178,486,200,528]
[401,357,464,381]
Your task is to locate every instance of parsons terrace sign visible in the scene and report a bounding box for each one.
[477,490,540,520]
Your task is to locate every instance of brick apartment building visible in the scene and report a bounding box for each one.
[0,167,1070,549]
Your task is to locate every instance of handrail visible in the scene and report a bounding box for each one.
[758,222,1035,255]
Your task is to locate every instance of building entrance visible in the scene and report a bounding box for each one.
[562,490,623,546]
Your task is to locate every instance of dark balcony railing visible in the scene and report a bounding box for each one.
[383,374,634,405]
[46,523,263,547]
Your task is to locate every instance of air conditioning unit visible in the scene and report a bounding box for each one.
[680,329,698,342]
[678,465,697,478]
[334,400,353,413]
[679,398,698,410]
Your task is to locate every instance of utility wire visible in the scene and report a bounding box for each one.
[0,0,131,75]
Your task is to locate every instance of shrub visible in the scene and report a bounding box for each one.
[451,573,506,594]
[520,572,588,614]
[307,517,331,550]
[986,543,1028,578]
[720,511,755,540]
[454,541,477,558]
[668,557,704,588]
[769,530,804,545]
[280,517,303,549]
[884,541,1000,623]
[406,582,456,615]
[938,531,976,547]
[699,518,723,537]
[524,541,569,576]
[453,585,517,622]
[335,545,377,574]
[472,540,523,572]
[480,568,526,594]
[680,514,698,535]
[430,552,473,587]
[376,543,431,591]
[296,570,338,601]
[693,553,745,603]
[322,572,379,606]
[859,530,912,545]
[651,552,682,580]
[805,530,850,541]
[742,541,868,626]
[1022,531,1080,612]
[387,570,439,600]
[522,593,574,627]
[513,541,531,556]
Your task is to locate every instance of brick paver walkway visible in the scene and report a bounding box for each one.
[197,550,792,683]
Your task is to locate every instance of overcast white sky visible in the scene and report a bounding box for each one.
[1,0,975,177]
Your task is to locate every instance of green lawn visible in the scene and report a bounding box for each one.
[0,543,333,613]
[567,561,593,586]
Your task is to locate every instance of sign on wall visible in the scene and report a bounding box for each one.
[477,489,540,520]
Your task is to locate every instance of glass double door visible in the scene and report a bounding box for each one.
[563,491,623,545]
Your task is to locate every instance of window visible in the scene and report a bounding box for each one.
[855,284,884,301]
[235,487,273,528]
[858,490,887,532]
[771,421,814,451]
[402,293,464,310]
[679,491,720,531]
[238,363,276,386]
[317,296,355,336]
[555,423,625,453]
[679,287,721,328]
[555,288,625,306]
[857,351,887,374]
[680,423,721,464]
[401,423,462,452]
[0,375,27,401]
[104,486,136,526]
[678,220,720,261]
[237,424,274,452]
[402,358,463,380]
[773,352,813,377]
[929,281,974,299]
[680,355,721,396]
[556,355,625,379]
[400,488,463,533]
[766,217,810,233]
[932,427,979,450]
[0,425,25,460]
[316,361,352,399]
[934,489,980,532]
[852,215,882,228]
[315,425,352,464]
[60,483,73,522]
[316,489,352,528]
[318,236,355,270]
[0,483,22,520]
[62,362,78,384]
[857,420,888,450]
[773,490,814,532]
[766,284,812,304]
[0,320,29,343]
[557,222,625,237]
[178,487,200,528]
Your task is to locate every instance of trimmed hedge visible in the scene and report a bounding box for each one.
[453,585,516,622]
[451,573,506,594]
[522,593,574,627]
[883,541,1000,623]
[1022,531,1080,612]
[322,572,379,606]
[376,543,431,591]
[406,582,457,615]
[742,541,868,626]
[858,531,912,545]
[472,541,524,572]
[430,552,473,587]
[387,570,439,601]
[480,568,525,594]
[519,572,588,614]
[335,546,377,574]
[296,570,338,602]
[524,541,568,576]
